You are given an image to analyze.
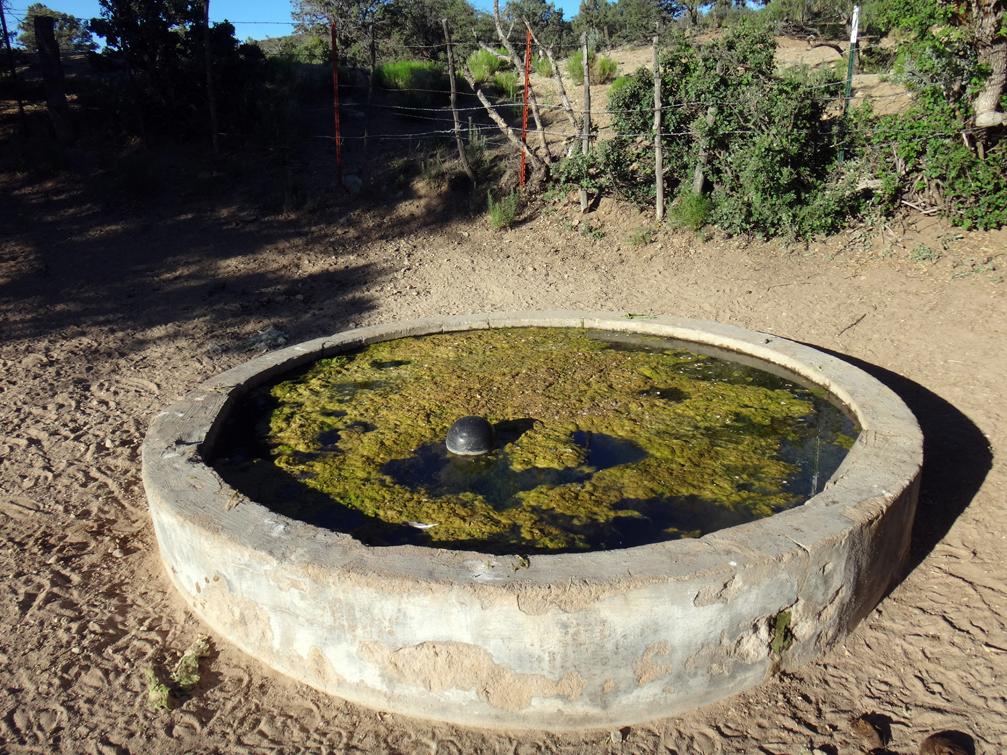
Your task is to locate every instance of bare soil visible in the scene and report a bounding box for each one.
[1,36,1004,755]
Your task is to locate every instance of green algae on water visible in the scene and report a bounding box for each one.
[212,328,858,554]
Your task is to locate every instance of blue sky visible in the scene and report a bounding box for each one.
[4,0,582,40]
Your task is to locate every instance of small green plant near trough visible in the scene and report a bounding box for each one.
[910,243,941,263]
[580,222,606,240]
[420,148,451,186]
[628,226,657,246]
[770,610,793,656]
[670,190,712,231]
[487,190,520,229]
[145,634,213,710]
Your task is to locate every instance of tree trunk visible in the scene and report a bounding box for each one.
[0,3,28,137]
[461,60,547,176]
[202,0,219,155]
[691,104,716,195]
[34,15,74,144]
[442,19,476,187]
[971,0,1006,128]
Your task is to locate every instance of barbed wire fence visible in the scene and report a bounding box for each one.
[0,5,940,217]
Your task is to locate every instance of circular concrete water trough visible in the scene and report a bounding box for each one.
[142,312,922,731]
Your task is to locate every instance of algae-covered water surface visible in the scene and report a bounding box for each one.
[212,328,858,554]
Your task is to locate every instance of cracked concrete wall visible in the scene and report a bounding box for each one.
[143,312,922,730]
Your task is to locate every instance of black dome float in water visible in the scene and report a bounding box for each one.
[445,415,495,456]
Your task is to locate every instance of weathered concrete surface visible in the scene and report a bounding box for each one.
[141,312,923,731]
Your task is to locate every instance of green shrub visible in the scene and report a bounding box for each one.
[627,226,656,246]
[607,74,635,100]
[584,22,859,238]
[468,48,507,83]
[595,56,618,83]
[566,51,586,85]
[670,190,712,231]
[565,51,619,86]
[534,55,553,78]
[487,190,520,229]
[376,60,449,107]
[492,70,519,100]
[859,99,1007,230]
[377,60,446,90]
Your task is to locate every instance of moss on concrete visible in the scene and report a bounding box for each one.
[237,328,853,552]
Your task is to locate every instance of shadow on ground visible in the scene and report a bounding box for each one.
[812,345,993,575]
[0,130,488,353]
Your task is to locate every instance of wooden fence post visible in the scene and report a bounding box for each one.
[329,20,344,186]
[580,32,591,213]
[520,27,532,187]
[364,23,375,182]
[202,0,219,155]
[653,30,664,222]
[442,19,476,187]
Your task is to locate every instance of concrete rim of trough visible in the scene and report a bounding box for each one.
[142,312,923,731]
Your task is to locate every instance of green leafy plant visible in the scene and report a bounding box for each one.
[670,190,712,231]
[533,55,553,78]
[487,190,520,229]
[910,243,941,263]
[585,22,861,238]
[492,70,519,100]
[145,667,172,710]
[468,48,507,83]
[144,635,213,711]
[565,50,619,85]
[627,226,657,246]
[376,60,448,106]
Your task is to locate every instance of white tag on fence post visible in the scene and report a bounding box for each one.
[850,5,860,45]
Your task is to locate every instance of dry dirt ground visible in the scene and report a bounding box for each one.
[0,35,1004,755]
[1,155,1005,754]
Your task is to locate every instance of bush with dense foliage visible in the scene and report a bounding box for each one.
[850,0,1007,230]
[555,4,1007,237]
[557,21,853,238]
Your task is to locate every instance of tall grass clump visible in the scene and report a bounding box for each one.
[492,70,519,100]
[669,190,712,231]
[565,51,619,86]
[376,60,447,90]
[596,56,618,83]
[468,48,508,83]
[487,190,519,229]
[376,60,448,106]
[534,55,553,77]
